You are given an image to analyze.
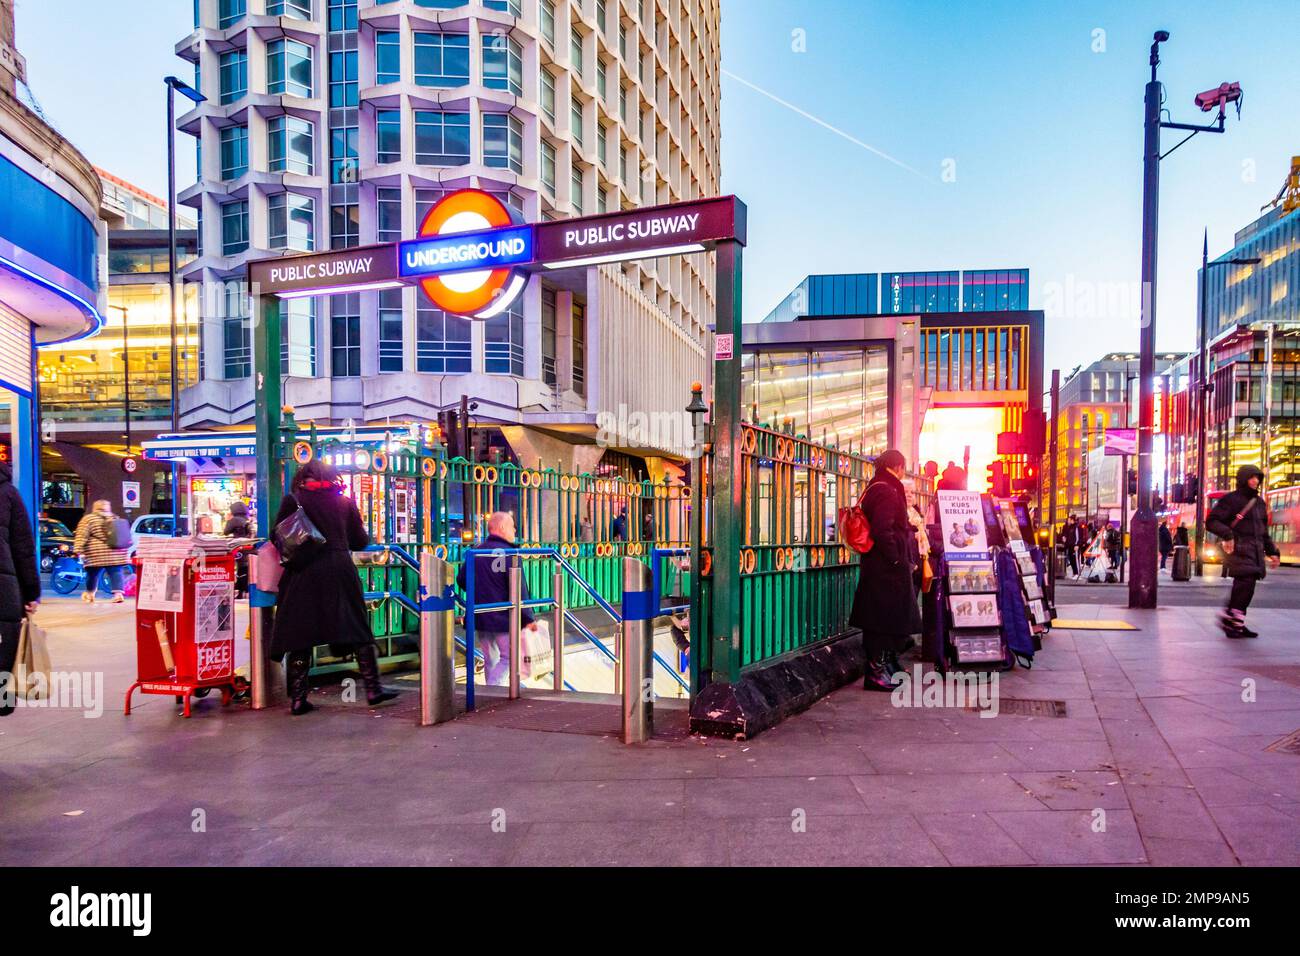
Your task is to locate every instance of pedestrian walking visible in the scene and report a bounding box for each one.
[1206,464,1280,638]
[1158,519,1174,572]
[270,460,397,714]
[457,510,541,685]
[72,500,131,603]
[850,449,921,691]
[0,462,40,717]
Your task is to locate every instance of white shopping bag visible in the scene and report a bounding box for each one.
[520,619,554,679]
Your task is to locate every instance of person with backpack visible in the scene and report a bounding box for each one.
[849,449,921,691]
[73,500,132,603]
[1206,464,1280,638]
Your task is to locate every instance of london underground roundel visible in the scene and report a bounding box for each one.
[416,190,527,319]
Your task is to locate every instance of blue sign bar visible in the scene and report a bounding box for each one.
[398,225,534,279]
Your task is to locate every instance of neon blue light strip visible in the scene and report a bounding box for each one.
[0,254,104,344]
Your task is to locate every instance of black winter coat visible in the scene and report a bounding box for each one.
[456,533,534,633]
[0,463,40,623]
[1158,524,1174,554]
[1206,468,1278,580]
[849,470,921,656]
[269,487,373,656]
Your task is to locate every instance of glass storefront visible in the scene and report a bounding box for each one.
[742,345,890,454]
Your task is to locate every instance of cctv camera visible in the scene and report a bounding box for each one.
[1195,82,1242,112]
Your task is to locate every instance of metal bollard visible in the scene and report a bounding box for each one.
[508,556,522,699]
[552,570,565,692]
[248,545,284,710]
[620,557,655,744]
[419,552,457,726]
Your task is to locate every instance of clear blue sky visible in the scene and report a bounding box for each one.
[13,0,1299,375]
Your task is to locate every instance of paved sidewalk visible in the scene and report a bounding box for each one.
[1,597,1297,866]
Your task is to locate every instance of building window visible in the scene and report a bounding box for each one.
[540,70,556,124]
[597,57,607,101]
[221,201,249,256]
[570,166,583,215]
[481,35,522,95]
[572,300,586,396]
[415,188,443,226]
[416,302,472,372]
[280,298,316,377]
[376,187,402,244]
[596,123,607,166]
[330,50,358,107]
[331,203,359,248]
[484,299,524,376]
[268,193,315,252]
[414,32,469,87]
[267,39,313,98]
[223,317,251,378]
[219,51,247,104]
[375,30,401,84]
[539,0,555,47]
[378,288,404,372]
[267,0,311,18]
[376,109,401,163]
[330,293,361,377]
[327,0,357,31]
[483,114,523,173]
[414,111,470,165]
[483,0,521,14]
[267,116,314,175]
[541,139,556,194]
[541,288,557,386]
[570,95,584,147]
[219,125,248,180]
[570,25,583,76]
[331,122,358,183]
[218,0,246,29]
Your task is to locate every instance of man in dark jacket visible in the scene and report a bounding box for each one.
[0,462,40,716]
[849,449,921,691]
[1206,464,1280,638]
[457,511,539,685]
[1061,514,1080,576]
[1158,519,1174,571]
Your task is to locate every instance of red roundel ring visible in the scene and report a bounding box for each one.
[417,190,522,317]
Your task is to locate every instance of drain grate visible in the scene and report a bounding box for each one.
[968,697,1067,718]
[1265,729,1300,755]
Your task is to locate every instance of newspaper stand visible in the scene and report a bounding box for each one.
[124,538,251,717]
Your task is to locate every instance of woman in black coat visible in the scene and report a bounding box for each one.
[850,449,922,691]
[1206,464,1280,638]
[0,462,40,716]
[271,461,396,714]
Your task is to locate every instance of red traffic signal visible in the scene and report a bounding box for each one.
[986,459,1010,497]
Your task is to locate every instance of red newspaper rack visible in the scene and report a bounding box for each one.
[125,538,252,717]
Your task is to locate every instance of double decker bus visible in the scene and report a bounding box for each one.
[1266,485,1300,566]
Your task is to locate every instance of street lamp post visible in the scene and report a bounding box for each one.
[1131,31,1241,609]
[164,75,205,529]
[1193,236,1260,577]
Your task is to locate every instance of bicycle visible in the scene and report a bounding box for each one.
[50,556,138,598]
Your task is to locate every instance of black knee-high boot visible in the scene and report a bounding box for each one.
[287,650,314,715]
[354,643,398,706]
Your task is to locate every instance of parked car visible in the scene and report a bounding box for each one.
[129,514,189,554]
[38,517,75,572]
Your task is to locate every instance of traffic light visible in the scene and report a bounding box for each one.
[1184,474,1200,503]
[1013,462,1039,493]
[986,460,1010,497]
[1127,468,1138,497]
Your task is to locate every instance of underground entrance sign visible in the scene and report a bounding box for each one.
[248,192,746,318]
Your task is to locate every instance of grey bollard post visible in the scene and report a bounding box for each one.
[419,551,457,726]
[620,557,654,744]
[552,570,565,692]
[248,544,284,710]
[508,555,522,699]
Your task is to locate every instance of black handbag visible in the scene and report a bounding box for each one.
[273,505,326,567]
